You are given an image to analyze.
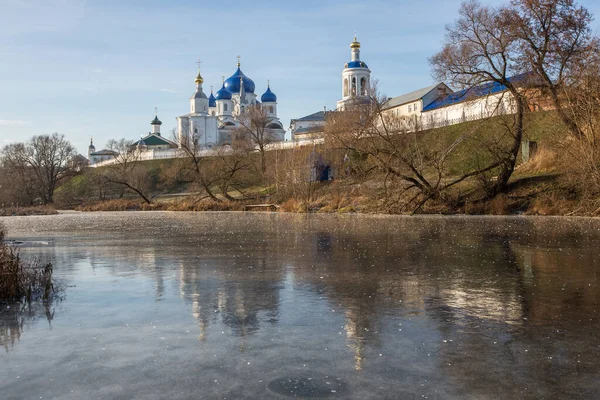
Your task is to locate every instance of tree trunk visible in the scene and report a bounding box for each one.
[492,94,525,196]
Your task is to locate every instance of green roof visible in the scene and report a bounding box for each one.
[134,134,173,147]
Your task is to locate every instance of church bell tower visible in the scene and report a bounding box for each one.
[337,35,371,111]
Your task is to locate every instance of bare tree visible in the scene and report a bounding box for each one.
[171,129,221,202]
[325,85,504,212]
[100,139,153,204]
[430,0,529,196]
[235,105,278,175]
[506,0,598,138]
[1,133,76,204]
[210,140,254,201]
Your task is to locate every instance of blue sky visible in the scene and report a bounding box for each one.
[1,0,599,154]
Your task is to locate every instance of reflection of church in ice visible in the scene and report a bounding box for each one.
[178,260,282,340]
[177,58,286,149]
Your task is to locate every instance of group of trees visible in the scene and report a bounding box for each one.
[3,0,599,212]
[325,0,600,211]
[0,133,78,206]
[0,103,286,207]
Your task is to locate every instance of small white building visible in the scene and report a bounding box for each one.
[382,83,451,119]
[290,110,331,142]
[133,112,178,151]
[88,138,117,165]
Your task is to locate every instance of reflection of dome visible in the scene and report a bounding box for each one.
[215,83,232,100]
[345,61,368,69]
[224,68,255,93]
[208,91,216,107]
[261,86,277,103]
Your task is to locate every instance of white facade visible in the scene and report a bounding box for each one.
[421,91,517,129]
[336,36,371,111]
[87,138,117,165]
[177,61,285,149]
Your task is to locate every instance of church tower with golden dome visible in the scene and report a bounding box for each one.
[336,35,371,110]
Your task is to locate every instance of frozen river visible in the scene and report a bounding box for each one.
[1,212,600,399]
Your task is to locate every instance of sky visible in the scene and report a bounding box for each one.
[1,0,600,155]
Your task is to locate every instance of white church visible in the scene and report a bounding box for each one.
[176,58,286,149]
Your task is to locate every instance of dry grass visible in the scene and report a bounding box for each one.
[0,206,58,217]
[75,198,247,212]
[0,225,54,303]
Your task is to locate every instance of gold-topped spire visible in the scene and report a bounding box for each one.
[195,58,204,84]
[350,33,361,49]
[237,55,241,68]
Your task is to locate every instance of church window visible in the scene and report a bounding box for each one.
[360,77,367,95]
[351,77,357,96]
[211,111,215,116]
[194,127,198,134]
[343,78,349,97]
[269,106,274,114]
[224,104,228,112]
[408,105,412,112]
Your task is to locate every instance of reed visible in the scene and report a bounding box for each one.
[0,224,54,303]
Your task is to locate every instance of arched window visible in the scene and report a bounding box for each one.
[211,111,215,116]
[351,77,357,96]
[360,77,367,95]
[224,103,228,112]
[343,78,349,97]
[269,106,274,114]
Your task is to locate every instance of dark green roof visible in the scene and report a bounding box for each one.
[151,115,162,125]
[134,134,173,147]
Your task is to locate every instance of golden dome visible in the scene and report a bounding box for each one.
[195,70,204,84]
[350,34,360,49]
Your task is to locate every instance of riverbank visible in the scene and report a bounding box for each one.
[0,206,58,217]
[69,170,600,217]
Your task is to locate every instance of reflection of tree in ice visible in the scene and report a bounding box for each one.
[0,302,55,353]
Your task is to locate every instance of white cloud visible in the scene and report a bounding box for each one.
[0,120,33,127]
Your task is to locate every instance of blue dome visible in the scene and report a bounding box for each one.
[215,83,232,100]
[261,86,277,103]
[346,61,368,69]
[224,68,255,94]
[208,92,216,107]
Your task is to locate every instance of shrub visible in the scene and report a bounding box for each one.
[0,224,54,303]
